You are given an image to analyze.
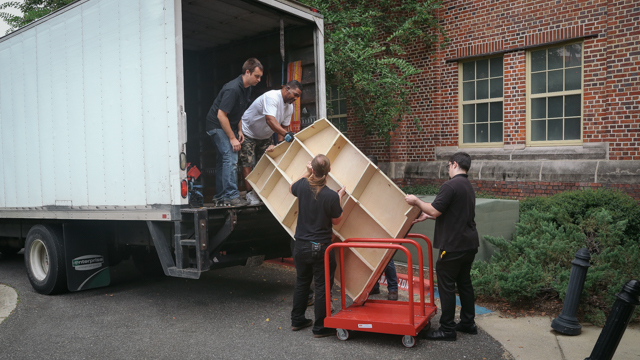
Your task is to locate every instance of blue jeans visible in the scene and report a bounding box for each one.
[209,129,239,200]
[373,259,398,293]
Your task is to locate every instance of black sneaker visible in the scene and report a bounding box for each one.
[387,291,398,301]
[313,328,337,338]
[455,322,478,334]
[291,319,313,331]
[424,329,457,341]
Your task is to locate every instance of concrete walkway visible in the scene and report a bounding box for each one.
[476,311,640,360]
[0,284,18,324]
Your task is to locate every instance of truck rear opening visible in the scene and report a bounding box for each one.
[180,0,323,201]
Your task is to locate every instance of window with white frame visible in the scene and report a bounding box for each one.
[460,57,504,145]
[327,86,347,133]
[528,42,583,143]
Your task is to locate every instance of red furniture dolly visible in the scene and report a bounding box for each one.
[324,233,437,348]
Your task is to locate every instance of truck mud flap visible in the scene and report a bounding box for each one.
[63,222,111,291]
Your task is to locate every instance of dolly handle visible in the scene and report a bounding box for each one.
[343,238,425,315]
[326,242,416,324]
[406,233,435,308]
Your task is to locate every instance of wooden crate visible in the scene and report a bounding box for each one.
[246,119,420,304]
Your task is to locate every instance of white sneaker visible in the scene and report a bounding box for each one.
[246,190,261,205]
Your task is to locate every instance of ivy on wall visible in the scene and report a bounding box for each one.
[300,0,448,143]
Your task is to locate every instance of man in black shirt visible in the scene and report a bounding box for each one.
[405,152,479,341]
[289,155,346,338]
[206,58,263,206]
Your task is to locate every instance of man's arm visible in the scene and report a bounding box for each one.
[331,186,346,225]
[276,125,289,143]
[266,115,288,138]
[405,195,442,223]
[237,120,244,144]
[289,161,312,194]
[217,110,241,152]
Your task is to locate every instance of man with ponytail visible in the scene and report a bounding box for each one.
[289,154,346,338]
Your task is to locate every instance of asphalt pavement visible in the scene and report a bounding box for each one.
[0,254,510,360]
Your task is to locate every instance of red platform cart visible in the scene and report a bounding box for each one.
[324,233,437,348]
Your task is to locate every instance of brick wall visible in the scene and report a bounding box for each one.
[343,0,639,198]
[396,177,640,201]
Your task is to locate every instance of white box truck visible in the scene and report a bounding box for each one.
[0,0,326,294]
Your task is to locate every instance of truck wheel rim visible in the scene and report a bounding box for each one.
[30,239,49,281]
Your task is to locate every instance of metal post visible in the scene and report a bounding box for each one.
[585,280,640,360]
[551,248,591,335]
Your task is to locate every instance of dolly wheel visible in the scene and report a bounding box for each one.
[336,328,350,341]
[402,335,416,348]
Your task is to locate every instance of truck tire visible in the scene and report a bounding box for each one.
[132,249,165,277]
[24,225,68,295]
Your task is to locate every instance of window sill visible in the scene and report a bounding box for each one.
[436,143,607,161]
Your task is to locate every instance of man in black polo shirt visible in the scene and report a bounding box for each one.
[405,152,479,341]
[206,58,263,206]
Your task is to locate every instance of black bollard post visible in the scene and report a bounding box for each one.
[551,248,591,335]
[585,280,640,360]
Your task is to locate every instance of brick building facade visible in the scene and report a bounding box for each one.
[345,0,640,200]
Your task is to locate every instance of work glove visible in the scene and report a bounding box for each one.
[284,132,295,143]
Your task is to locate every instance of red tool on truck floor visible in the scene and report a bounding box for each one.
[324,233,437,348]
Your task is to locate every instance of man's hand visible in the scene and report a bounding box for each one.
[412,212,434,224]
[405,194,420,206]
[266,145,275,152]
[238,132,245,144]
[230,138,241,152]
[337,185,346,199]
[284,132,295,143]
[305,161,313,175]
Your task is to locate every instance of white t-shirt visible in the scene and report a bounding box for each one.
[241,90,293,140]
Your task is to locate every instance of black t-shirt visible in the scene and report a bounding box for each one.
[291,178,342,243]
[206,75,251,132]
[430,174,479,252]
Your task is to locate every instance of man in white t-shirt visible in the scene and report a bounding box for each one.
[240,80,302,205]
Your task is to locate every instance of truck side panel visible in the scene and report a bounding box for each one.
[141,0,173,206]
[0,0,184,212]
[83,2,107,205]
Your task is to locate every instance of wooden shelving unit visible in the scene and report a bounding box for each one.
[247,119,420,304]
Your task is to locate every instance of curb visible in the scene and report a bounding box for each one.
[0,284,18,324]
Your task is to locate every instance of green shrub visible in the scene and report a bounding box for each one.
[472,189,640,325]
[401,184,440,195]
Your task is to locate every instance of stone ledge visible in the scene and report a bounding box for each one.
[379,159,640,185]
[435,143,608,161]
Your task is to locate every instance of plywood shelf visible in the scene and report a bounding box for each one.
[260,170,296,220]
[279,141,314,182]
[327,137,369,194]
[246,156,277,193]
[296,120,340,156]
[248,119,420,305]
[351,164,417,238]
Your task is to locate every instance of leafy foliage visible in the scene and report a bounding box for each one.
[299,0,448,143]
[0,0,74,34]
[401,184,440,195]
[472,189,640,325]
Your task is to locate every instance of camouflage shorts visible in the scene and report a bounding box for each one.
[239,136,272,168]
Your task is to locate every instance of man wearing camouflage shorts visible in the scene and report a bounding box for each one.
[239,135,272,181]
[240,80,302,205]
